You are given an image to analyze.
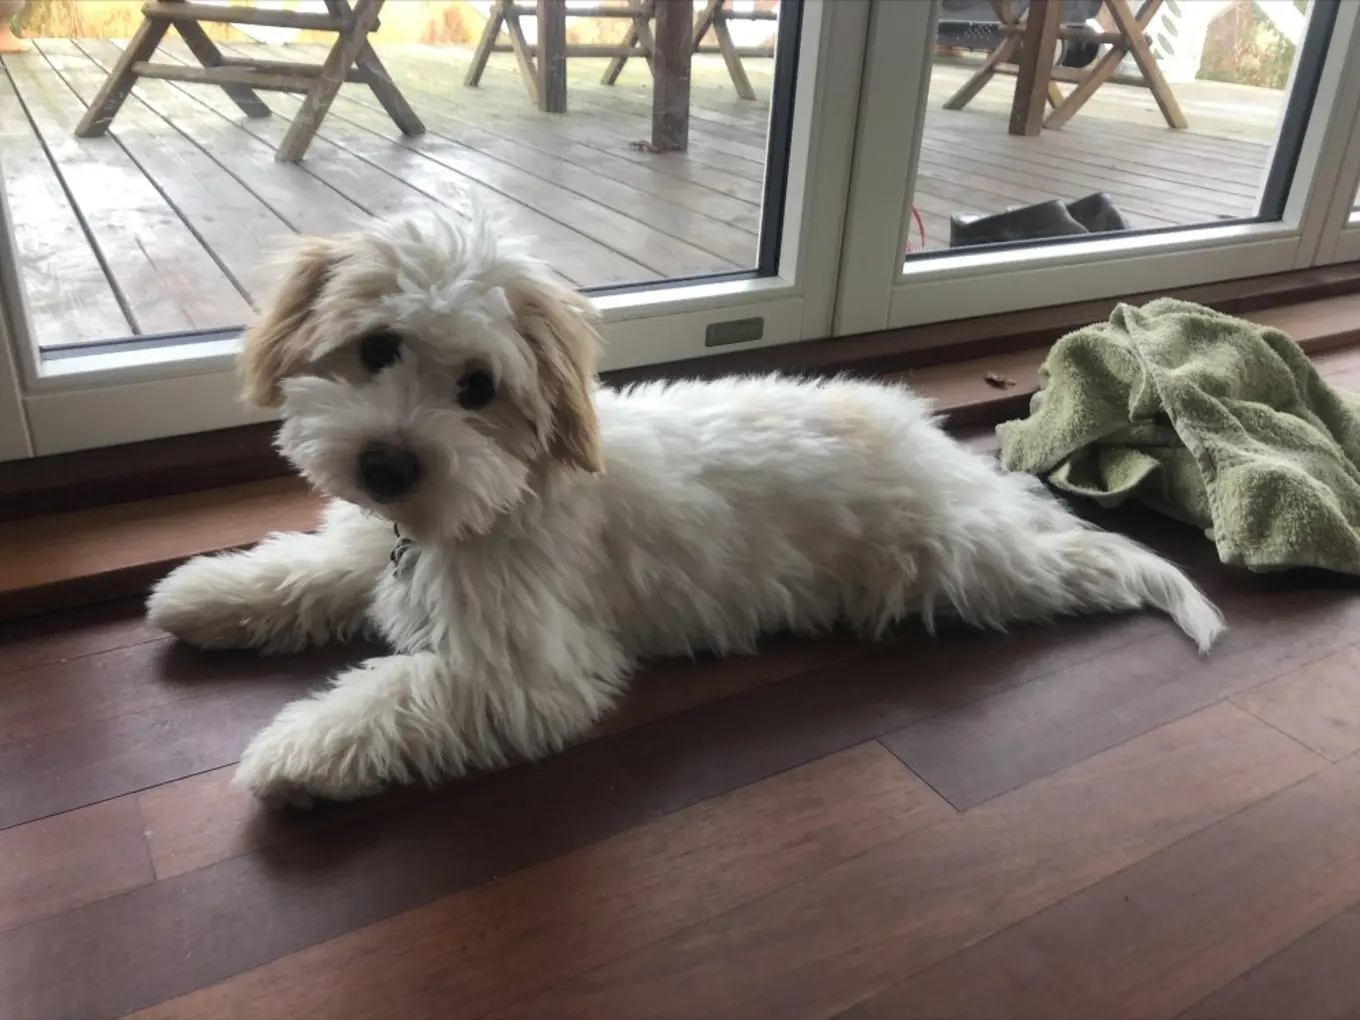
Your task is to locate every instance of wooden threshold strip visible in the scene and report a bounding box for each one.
[3,291,1360,625]
[0,478,322,623]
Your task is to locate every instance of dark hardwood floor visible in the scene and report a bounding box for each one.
[2,506,1359,1020]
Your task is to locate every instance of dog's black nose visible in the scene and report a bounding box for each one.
[358,444,421,501]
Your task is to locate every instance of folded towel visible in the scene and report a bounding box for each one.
[997,297,1360,575]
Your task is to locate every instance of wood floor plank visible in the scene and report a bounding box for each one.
[0,636,370,830]
[607,610,1159,816]
[136,633,866,880]
[0,796,153,934]
[3,52,251,336]
[130,743,951,1020]
[879,582,1360,809]
[1176,905,1360,1020]
[0,596,156,679]
[1233,644,1360,761]
[47,39,291,306]
[848,753,1360,1020]
[488,703,1323,1020]
[0,65,130,347]
[0,738,646,1020]
[0,637,173,746]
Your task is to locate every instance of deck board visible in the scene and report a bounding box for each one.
[5,47,251,338]
[0,71,131,348]
[47,40,290,304]
[2,39,1279,349]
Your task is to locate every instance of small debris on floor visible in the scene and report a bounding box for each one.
[629,139,663,153]
[985,372,1017,389]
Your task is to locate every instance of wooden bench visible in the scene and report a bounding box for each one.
[605,0,778,101]
[73,0,424,163]
[945,0,1187,135]
[466,0,775,110]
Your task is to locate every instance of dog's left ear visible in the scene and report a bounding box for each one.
[513,278,605,475]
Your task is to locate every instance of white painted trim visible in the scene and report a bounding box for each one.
[0,317,32,462]
[1307,4,1360,266]
[23,294,805,454]
[25,368,277,456]
[0,150,35,463]
[1285,0,1360,268]
[833,0,938,337]
[889,230,1298,327]
[1329,217,1360,264]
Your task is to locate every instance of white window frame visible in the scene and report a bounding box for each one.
[0,168,35,462]
[835,0,1360,337]
[1,0,870,459]
[1312,50,1360,265]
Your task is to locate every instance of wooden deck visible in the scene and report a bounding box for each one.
[1,38,1280,349]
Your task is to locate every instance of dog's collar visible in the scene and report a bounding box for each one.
[390,522,417,579]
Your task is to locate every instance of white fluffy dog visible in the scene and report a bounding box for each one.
[147,211,1223,807]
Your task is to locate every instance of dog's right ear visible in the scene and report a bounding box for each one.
[239,238,335,408]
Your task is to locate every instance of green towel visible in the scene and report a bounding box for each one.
[996,297,1360,575]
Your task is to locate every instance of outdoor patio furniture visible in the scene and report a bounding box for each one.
[945,0,1187,136]
[73,0,424,163]
[602,0,777,101]
[466,0,774,111]
[464,0,700,152]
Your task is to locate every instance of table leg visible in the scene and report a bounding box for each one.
[536,0,567,113]
[652,0,692,152]
[1009,0,1061,136]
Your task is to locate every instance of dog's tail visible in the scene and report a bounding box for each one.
[935,523,1225,654]
[1043,527,1224,653]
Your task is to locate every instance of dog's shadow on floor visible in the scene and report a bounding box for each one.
[234,505,1360,885]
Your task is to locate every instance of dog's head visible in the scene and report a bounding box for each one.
[241,210,603,542]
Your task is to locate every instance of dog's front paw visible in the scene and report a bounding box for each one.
[147,554,260,649]
[234,700,390,809]
[147,553,308,653]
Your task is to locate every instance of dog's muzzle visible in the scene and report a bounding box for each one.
[358,443,422,502]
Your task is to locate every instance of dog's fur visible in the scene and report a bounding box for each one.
[147,211,1224,806]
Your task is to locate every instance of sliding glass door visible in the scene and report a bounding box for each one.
[835,0,1360,335]
[5,0,1360,462]
[0,0,865,456]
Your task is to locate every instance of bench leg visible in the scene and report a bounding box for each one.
[602,0,656,84]
[276,0,384,162]
[465,0,504,88]
[74,16,170,137]
[172,17,271,118]
[326,0,423,136]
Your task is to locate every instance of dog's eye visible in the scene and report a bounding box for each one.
[457,370,496,410]
[358,330,402,373]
